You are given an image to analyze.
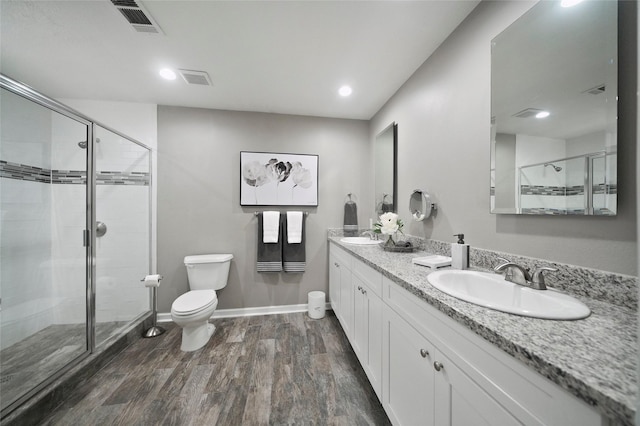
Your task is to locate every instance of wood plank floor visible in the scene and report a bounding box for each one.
[38,312,391,425]
[1,321,127,412]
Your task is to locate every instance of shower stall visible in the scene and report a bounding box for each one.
[0,75,152,417]
[518,151,617,215]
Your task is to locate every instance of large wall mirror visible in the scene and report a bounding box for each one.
[375,122,397,215]
[490,0,617,215]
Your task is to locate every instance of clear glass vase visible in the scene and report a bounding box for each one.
[384,234,396,248]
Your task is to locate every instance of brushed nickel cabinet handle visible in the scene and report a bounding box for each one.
[420,349,429,358]
[434,361,444,371]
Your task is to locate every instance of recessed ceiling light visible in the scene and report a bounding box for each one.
[338,85,352,97]
[561,0,584,7]
[159,68,177,80]
[536,111,550,119]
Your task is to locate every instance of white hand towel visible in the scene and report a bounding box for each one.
[287,211,303,244]
[262,211,280,243]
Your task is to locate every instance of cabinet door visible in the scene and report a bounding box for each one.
[366,287,383,400]
[352,274,367,358]
[338,260,353,338]
[329,253,341,314]
[433,349,521,426]
[382,305,435,426]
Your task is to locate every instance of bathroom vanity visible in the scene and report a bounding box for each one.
[328,236,636,426]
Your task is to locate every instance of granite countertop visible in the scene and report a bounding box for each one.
[328,237,637,426]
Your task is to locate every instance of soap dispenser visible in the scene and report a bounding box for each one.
[451,234,469,270]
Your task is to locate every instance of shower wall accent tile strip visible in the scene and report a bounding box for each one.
[593,183,617,194]
[96,171,149,185]
[520,184,618,196]
[520,185,585,196]
[0,161,149,186]
[0,161,52,183]
[52,170,85,185]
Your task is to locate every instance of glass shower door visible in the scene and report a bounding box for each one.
[591,153,617,215]
[0,88,90,412]
[94,125,150,347]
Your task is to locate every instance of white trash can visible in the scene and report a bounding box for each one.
[308,291,326,319]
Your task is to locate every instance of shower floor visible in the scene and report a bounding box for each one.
[0,321,127,412]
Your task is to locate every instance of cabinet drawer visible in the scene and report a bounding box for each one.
[352,257,382,297]
[383,277,602,426]
[330,243,352,268]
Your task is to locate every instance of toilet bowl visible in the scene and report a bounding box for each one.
[170,253,233,351]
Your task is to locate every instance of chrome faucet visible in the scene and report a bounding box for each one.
[493,257,557,290]
[361,230,378,240]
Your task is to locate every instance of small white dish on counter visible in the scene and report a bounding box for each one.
[427,269,590,320]
[412,255,452,269]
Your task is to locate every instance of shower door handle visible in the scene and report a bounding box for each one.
[96,221,107,238]
[83,229,90,247]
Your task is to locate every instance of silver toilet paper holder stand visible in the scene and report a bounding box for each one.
[141,275,166,338]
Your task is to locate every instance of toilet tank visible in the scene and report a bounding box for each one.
[184,254,233,291]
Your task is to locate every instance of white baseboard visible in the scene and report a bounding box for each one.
[157,302,332,323]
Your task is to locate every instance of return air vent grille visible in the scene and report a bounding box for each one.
[112,0,138,7]
[512,108,543,118]
[110,0,164,35]
[179,69,213,86]
[118,8,151,25]
[583,84,606,95]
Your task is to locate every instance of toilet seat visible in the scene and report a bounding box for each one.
[171,290,217,316]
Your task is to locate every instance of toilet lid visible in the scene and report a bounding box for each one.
[172,290,217,315]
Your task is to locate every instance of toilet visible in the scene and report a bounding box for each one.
[171,253,233,351]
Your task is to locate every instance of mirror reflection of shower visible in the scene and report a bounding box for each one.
[544,163,562,172]
[519,151,616,215]
[77,137,100,149]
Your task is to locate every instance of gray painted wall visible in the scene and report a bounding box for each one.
[157,1,636,313]
[370,0,637,276]
[157,106,370,311]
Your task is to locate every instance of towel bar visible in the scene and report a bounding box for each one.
[254,211,309,216]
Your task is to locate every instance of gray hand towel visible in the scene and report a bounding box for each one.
[381,201,394,213]
[343,201,358,236]
[257,213,283,272]
[283,213,306,273]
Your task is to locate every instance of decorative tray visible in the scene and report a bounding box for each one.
[383,244,415,253]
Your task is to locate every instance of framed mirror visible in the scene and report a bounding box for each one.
[375,122,398,215]
[490,0,617,215]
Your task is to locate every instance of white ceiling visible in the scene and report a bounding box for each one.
[1,0,479,120]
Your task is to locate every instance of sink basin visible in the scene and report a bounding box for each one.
[427,270,590,320]
[340,237,383,245]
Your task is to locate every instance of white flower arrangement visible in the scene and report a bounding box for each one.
[373,212,404,236]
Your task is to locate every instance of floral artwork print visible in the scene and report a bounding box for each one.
[240,152,318,206]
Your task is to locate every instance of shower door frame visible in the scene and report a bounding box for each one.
[0,74,153,418]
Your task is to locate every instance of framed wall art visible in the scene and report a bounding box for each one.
[240,151,318,206]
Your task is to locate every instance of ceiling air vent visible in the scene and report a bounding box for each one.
[583,84,606,95]
[110,0,164,35]
[512,108,543,119]
[179,69,213,86]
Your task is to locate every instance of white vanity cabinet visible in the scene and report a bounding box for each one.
[329,245,353,338]
[382,276,602,426]
[351,258,383,399]
[328,242,605,426]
